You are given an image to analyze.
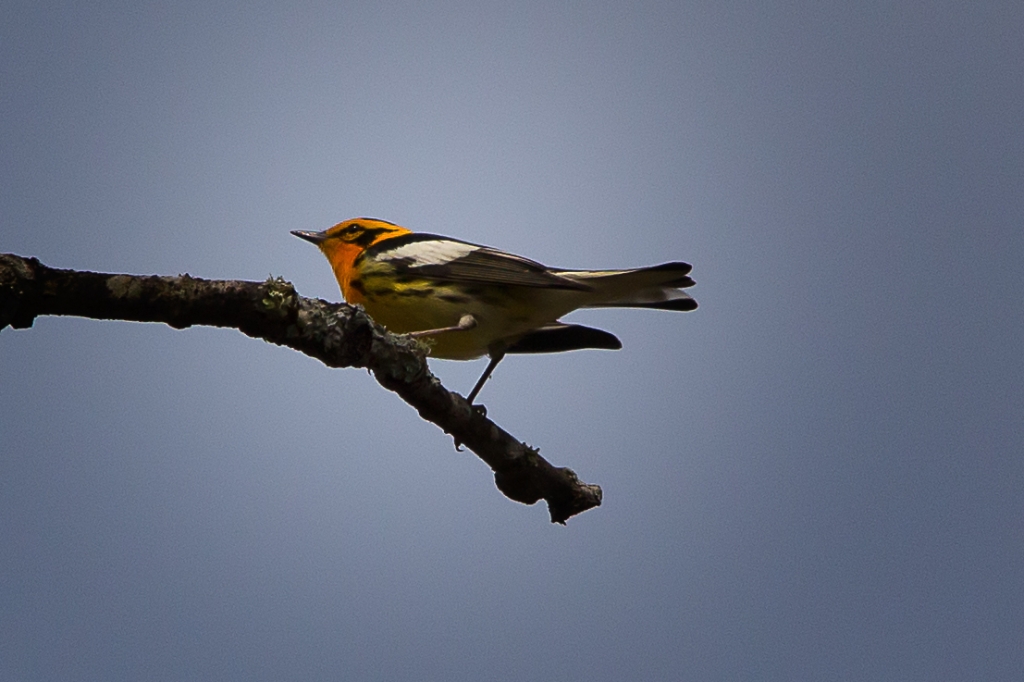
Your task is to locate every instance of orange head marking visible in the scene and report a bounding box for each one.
[291,218,411,303]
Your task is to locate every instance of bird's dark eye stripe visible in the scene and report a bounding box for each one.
[351,227,392,247]
[328,223,406,252]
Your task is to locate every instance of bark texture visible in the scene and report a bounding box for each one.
[0,254,601,523]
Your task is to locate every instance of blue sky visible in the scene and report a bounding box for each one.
[3,1,1022,679]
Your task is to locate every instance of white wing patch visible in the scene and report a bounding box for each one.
[380,239,479,266]
[557,269,633,279]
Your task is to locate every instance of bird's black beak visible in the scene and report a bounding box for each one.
[291,229,329,244]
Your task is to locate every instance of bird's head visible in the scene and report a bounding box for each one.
[291,218,412,300]
[291,217,409,252]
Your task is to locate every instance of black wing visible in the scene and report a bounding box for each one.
[369,233,592,291]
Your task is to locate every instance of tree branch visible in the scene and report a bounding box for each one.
[0,254,600,523]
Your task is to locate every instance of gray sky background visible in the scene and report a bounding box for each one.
[2,1,1022,680]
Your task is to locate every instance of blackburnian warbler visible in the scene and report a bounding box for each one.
[292,218,697,403]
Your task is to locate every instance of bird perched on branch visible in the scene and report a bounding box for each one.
[292,218,697,404]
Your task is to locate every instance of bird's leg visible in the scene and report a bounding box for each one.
[451,349,504,449]
[466,350,505,405]
[405,314,477,338]
[401,313,499,407]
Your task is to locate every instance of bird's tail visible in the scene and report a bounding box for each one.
[556,262,698,311]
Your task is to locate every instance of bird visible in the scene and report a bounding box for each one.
[292,217,697,404]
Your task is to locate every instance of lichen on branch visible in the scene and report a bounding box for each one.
[0,253,601,523]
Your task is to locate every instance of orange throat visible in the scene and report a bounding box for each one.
[320,241,365,304]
